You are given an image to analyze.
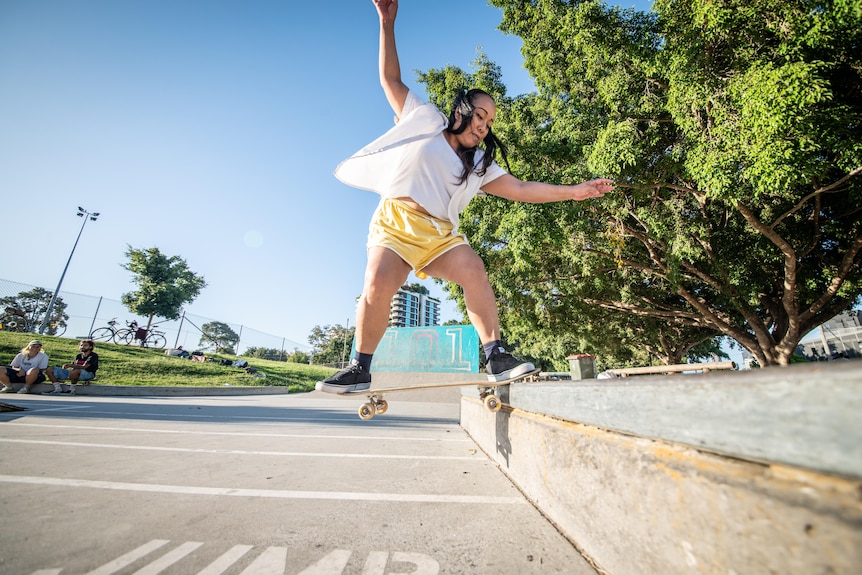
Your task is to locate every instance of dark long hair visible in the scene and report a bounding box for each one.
[446,88,511,185]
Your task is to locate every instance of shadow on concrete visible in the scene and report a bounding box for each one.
[0,395,460,429]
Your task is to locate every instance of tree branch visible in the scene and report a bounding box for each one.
[801,233,862,321]
[771,166,862,229]
[736,200,799,325]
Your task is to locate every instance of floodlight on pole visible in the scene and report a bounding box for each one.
[39,207,100,334]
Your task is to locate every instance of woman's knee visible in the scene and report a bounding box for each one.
[362,249,410,305]
[451,252,490,288]
[361,277,402,306]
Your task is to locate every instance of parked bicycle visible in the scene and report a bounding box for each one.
[89,318,120,342]
[115,320,167,349]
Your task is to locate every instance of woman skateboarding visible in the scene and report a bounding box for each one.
[319,0,615,393]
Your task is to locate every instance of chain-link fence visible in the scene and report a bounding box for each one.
[0,277,309,356]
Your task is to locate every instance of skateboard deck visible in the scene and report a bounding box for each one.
[336,369,540,420]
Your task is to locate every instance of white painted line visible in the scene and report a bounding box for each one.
[0,475,527,506]
[85,539,170,575]
[391,552,440,575]
[197,545,254,575]
[363,551,388,574]
[295,549,351,575]
[132,541,202,575]
[6,422,471,443]
[239,547,287,575]
[0,438,479,461]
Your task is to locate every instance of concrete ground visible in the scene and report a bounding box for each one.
[0,388,596,574]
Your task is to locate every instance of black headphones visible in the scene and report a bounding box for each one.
[456,89,474,117]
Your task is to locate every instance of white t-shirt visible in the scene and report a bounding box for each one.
[11,351,49,371]
[335,90,506,232]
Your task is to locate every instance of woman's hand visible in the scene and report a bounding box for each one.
[571,178,615,200]
[373,0,397,21]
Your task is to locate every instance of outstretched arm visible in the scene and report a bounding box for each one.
[481,174,615,203]
[374,0,408,117]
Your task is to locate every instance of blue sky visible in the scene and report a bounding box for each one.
[1,0,652,351]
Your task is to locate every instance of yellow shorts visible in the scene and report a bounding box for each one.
[367,198,468,279]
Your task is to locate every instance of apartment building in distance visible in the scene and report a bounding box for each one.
[795,309,862,361]
[389,284,441,328]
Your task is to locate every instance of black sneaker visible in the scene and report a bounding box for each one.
[486,349,536,382]
[317,361,372,394]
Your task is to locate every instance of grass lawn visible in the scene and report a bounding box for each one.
[0,331,335,393]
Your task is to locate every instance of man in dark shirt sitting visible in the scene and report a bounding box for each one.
[44,339,99,395]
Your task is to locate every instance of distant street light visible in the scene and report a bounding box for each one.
[39,207,100,334]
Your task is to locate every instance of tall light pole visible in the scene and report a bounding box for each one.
[39,207,100,334]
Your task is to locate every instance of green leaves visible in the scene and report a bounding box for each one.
[121,246,207,322]
[589,120,641,175]
[199,321,239,354]
[307,324,354,365]
[421,0,861,366]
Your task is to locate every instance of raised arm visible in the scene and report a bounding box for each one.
[374,0,408,117]
[481,174,615,203]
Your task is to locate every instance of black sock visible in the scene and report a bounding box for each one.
[483,340,504,360]
[354,352,373,372]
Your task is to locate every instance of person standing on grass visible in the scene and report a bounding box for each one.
[0,340,49,394]
[317,0,615,394]
[43,339,99,395]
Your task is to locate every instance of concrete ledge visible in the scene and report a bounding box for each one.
[460,361,862,574]
[461,400,862,575]
[508,361,861,478]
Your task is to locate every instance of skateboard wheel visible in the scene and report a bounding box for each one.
[483,394,502,412]
[374,399,388,415]
[358,403,376,420]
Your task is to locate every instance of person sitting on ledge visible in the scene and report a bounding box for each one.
[0,340,49,394]
[44,339,99,395]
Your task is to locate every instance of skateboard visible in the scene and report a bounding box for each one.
[341,369,540,420]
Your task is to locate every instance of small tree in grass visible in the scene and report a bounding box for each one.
[121,246,207,331]
[200,321,240,354]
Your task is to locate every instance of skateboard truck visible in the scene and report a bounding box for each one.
[478,386,502,413]
[358,396,389,420]
[356,385,504,420]
[345,369,540,420]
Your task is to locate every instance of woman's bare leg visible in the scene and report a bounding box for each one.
[319,247,411,393]
[420,245,499,343]
[423,245,535,381]
[355,247,412,354]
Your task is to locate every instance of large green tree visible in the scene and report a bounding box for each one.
[121,247,207,329]
[420,0,860,368]
[419,55,731,368]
